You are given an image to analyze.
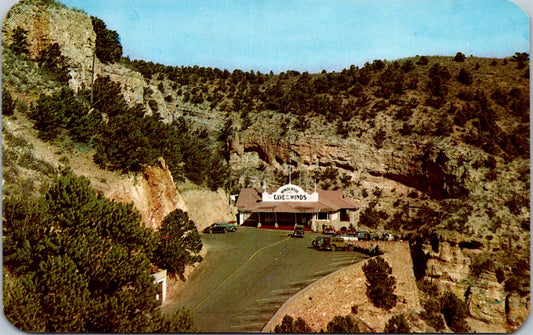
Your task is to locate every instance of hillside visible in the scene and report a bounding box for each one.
[2,0,530,332]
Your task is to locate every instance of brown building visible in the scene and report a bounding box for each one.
[235,183,360,233]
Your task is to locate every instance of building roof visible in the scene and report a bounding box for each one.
[235,187,360,213]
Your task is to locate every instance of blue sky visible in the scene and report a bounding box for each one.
[35,0,533,72]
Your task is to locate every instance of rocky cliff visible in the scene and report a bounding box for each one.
[2,0,234,230]
[424,240,530,332]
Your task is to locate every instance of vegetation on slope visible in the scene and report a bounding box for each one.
[3,170,201,332]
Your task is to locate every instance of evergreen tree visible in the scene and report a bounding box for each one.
[37,43,70,82]
[29,87,84,140]
[9,26,29,55]
[91,16,122,64]
[362,256,397,310]
[153,209,203,280]
[3,170,198,332]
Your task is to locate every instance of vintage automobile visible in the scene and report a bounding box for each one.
[323,226,336,235]
[218,221,237,232]
[320,236,354,251]
[203,222,227,234]
[311,236,326,248]
[291,224,304,237]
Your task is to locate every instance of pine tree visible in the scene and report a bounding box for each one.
[91,16,122,64]
[3,170,198,332]
[153,209,203,280]
[362,256,397,310]
[9,26,29,55]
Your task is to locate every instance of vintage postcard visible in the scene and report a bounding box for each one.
[1,0,530,333]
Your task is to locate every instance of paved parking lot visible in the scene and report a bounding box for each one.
[162,226,368,332]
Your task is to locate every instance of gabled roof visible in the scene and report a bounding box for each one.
[235,187,359,213]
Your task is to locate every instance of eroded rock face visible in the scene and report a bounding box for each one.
[103,158,188,230]
[425,242,530,332]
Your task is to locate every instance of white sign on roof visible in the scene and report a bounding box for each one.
[262,184,319,202]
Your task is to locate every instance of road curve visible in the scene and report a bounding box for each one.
[162,227,367,332]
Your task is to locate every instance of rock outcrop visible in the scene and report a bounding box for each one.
[425,241,530,332]
[103,157,188,230]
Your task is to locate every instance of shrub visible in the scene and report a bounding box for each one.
[274,315,311,333]
[421,302,446,331]
[325,315,359,333]
[384,314,410,333]
[2,87,16,116]
[363,257,397,310]
[454,52,466,62]
[440,291,470,332]
[457,68,473,85]
[417,56,429,65]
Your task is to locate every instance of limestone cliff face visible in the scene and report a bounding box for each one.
[3,0,152,111]
[4,0,95,88]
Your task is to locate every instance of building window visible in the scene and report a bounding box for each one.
[340,209,350,221]
[317,212,329,220]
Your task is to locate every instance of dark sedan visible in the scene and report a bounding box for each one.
[203,223,227,234]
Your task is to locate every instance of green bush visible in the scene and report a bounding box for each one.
[274,315,311,333]
[325,314,359,333]
[362,257,397,310]
[2,87,16,116]
[440,291,470,332]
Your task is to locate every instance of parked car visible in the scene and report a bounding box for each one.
[339,234,358,242]
[291,224,304,237]
[320,236,354,251]
[357,231,370,240]
[323,226,336,235]
[217,221,237,232]
[203,223,227,234]
[311,236,325,248]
